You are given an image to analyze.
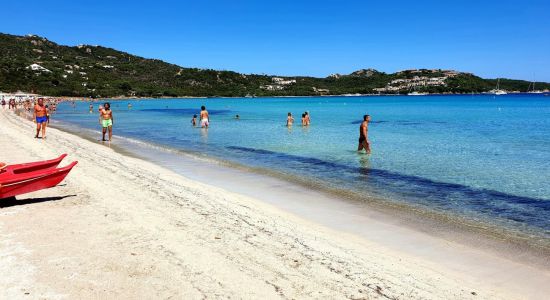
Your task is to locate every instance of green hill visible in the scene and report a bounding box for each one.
[1,33,548,97]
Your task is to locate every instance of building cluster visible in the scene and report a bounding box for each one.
[260,77,297,91]
[374,69,462,93]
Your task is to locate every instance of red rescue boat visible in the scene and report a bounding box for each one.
[0,161,78,199]
[0,154,67,176]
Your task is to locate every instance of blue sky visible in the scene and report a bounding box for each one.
[2,0,549,81]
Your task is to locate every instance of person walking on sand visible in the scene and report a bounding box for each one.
[200,106,209,128]
[100,103,114,141]
[358,114,371,154]
[286,112,294,127]
[33,98,49,139]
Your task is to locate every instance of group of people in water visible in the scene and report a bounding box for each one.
[4,98,370,154]
[190,105,210,128]
[189,106,371,154]
[285,111,311,127]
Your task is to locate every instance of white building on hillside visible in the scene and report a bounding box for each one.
[27,63,51,73]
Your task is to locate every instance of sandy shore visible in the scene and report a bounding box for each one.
[0,109,548,299]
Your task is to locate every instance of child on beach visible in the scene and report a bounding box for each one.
[286,112,294,126]
[45,105,50,124]
[191,114,197,126]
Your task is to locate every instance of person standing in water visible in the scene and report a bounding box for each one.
[286,112,294,127]
[33,98,49,138]
[100,102,114,141]
[200,106,209,128]
[358,114,371,154]
[191,114,197,126]
[304,111,310,126]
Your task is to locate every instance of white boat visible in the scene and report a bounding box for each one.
[527,77,543,94]
[490,79,507,95]
[407,91,428,96]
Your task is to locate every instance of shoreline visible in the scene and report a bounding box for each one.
[1,108,550,298]
[49,112,550,262]
[4,92,548,103]
[54,118,550,269]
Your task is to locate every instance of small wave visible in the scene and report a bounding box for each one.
[140,108,232,115]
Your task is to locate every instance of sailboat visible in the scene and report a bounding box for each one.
[490,78,507,95]
[527,75,543,94]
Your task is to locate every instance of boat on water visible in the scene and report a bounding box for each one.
[489,78,507,95]
[407,91,428,96]
[527,77,544,94]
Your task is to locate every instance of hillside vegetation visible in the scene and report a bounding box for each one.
[1,33,548,97]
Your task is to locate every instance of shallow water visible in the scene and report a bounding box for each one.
[54,94,550,239]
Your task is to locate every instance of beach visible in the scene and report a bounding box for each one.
[1,108,549,299]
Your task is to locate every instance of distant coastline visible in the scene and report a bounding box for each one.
[2,33,550,99]
[3,91,549,102]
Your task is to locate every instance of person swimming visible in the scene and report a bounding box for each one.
[286,112,294,126]
[200,105,209,128]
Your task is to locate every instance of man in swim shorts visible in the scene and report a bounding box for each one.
[100,102,114,141]
[33,98,49,138]
[358,114,371,154]
[200,105,209,128]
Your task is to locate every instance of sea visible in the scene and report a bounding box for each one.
[53,94,550,244]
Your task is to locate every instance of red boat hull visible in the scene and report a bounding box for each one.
[0,161,78,199]
[0,154,67,177]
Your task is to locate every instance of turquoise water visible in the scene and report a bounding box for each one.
[54,95,550,238]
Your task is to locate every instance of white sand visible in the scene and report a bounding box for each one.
[0,109,548,299]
